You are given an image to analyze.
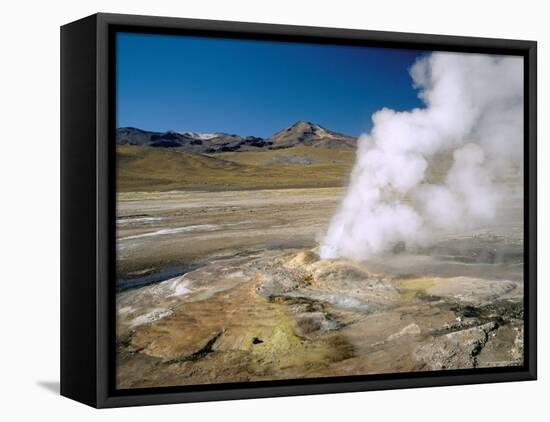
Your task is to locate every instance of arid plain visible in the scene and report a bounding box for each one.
[115,123,524,388]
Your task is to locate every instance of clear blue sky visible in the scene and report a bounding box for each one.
[116,32,427,137]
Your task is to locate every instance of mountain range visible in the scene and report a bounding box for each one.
[116,121,357,153]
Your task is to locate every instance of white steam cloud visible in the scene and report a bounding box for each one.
[321,52,523,260]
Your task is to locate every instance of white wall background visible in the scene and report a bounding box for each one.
[1,0,547,419]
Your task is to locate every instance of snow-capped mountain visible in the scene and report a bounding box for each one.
[116,121,357,153]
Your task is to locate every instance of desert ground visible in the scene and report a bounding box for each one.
[116,159,524,388]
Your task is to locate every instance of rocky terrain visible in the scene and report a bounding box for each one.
[116,121,357,153]
[116,248,523,388]
[115,188,524,389]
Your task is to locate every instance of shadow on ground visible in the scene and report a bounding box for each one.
[36,381,59,395]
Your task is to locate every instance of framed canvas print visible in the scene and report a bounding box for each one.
[60,13,537,408]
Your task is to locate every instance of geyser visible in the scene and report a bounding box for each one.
[321,52,523,260]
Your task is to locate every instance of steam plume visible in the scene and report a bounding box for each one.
[320,52,523,260]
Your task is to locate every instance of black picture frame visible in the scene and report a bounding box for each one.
[60,12,537,408]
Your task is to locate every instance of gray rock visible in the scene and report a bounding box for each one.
[414,322,498,370]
